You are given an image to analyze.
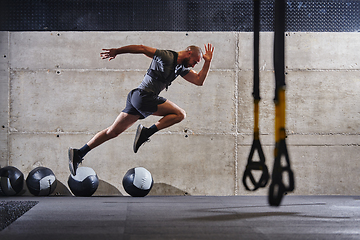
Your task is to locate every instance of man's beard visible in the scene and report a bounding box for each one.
[182,57,191,68]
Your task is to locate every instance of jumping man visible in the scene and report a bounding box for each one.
[69,43,214,175]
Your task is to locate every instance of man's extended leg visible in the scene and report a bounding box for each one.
[133,100,186,153]
[69,112,140,175]
[88,112,140,149]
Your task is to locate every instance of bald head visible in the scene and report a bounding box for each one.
[185,45,202,58]
[178,45,203,68]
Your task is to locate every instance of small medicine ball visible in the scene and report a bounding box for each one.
[122,167,153,197]
[0,166,24,196]
[26,167,57,196]
[68,167,99,197]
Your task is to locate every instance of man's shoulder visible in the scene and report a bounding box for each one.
[155,49,177,58]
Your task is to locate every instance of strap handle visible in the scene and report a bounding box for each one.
[268,138,294,206]
[243,137,269,191]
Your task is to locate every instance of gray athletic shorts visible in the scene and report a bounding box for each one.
[122,88,167,119]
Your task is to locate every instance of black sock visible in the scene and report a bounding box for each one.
[145,124,158,138]
[78,144,91,158]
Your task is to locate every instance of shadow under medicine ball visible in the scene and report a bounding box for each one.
[122,167,153,197]
[0,166,24,196]
[26,167,57,196]
[68,167,99,197]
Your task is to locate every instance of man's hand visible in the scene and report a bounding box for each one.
[100,49,118,61]
[203,43,214,63]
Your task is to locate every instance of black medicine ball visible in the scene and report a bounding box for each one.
[26,167,57,196]
[68,167,99,197]
[0,166,24,196]
[122,167,153,197]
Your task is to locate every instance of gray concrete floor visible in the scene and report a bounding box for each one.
[1,195,360,240]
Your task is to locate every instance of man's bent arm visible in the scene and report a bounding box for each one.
[183,61,211,86]
[183,43,214,86]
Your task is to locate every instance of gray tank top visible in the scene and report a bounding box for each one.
[138,49,190,95]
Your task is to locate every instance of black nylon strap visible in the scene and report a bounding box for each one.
[253,0,260,101]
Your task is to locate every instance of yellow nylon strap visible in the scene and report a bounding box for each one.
[254,99,260,140]
[275,88,286,143]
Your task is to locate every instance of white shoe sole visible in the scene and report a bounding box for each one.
[68,148,75,175]
[133,124,144,153]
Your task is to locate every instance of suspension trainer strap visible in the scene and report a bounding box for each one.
[242,0,269,192]
[268,0,295,207]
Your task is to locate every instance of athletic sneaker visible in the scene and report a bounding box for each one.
[68,148,83,175]
[133,124,150,153]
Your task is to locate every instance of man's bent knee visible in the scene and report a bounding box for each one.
[177,109,186,122]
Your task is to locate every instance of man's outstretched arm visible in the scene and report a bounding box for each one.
[100,45,156,61]
[183,43,214,86]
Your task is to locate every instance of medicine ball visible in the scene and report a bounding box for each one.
[68,167,99,197]
[0,166,24,196]
[122,167,153,197]
[26,167,57,196]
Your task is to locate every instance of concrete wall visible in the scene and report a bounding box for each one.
[0,31,359,196]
